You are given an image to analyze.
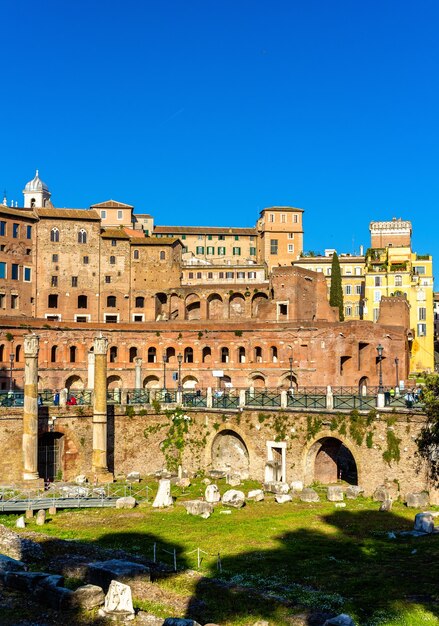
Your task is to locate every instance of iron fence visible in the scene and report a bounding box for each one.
[245,390,282,407]
[182,391,207,407]
[212,392,240,409]
[0,391,24,407]
[126,389,150,405]
[287,392,327,409]
[333,395,377,410]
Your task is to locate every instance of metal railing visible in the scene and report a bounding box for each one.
[333,394,377,410]
[287,392,327,409]
[126,389,150,405]
[212,392,240,409]
[182,390,207,407]
[245,389,282,407]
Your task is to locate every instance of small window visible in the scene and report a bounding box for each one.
[51,275,58,287]
[11,294,18,309]
[0,262,6,279]
[218,247,226,255]
[0,221,6,236]
[207,246,214,255]
[188,272,194,279]
[70,346,77,363]
[226,271,234,279]
[417,323,427,336]
[293,214,298,223]
[135,296,144,308]
[83,256,89,265]
[13,223,19,238]
[181,234,186,240]
[51,346,57,362]
[48,294,58,308]
[78,295,88,309]
[109,256,116,265]
[418,307,427,321]
[196,246,204,255]
[100,210,107,219]
[72,276,78,287]
[219,272,224,278]
[270,239,278,255]
[234,235,240,241]
[345,306,352,316]
[281,214,286,223]
[147,347,157,363]
[11,264,19,280]
[207,235,212,240]
[269,214,274,223]
[250,247,256,256]
[395,274,402,287]
[196,272,202,279]
[207,272,213,279]
[288,233,294,239]
[117,210,123,220]
[78,229,87,244]
[374,276,382,287]
[107,295,116,307]
[133,314,144,322]
[104,314,118,323]
[288,244,294,253]
[133,249,139,260]
[160,251,166,260]
[355,266,362,275]
[52,254,58,262]
[218,235,225,241]
[50,228,59,242]
[197,234,203,241]
[345,285,352,295]
[248,271,256,279]
[109,346,118,362]
[374,290,381,303]
[237,271,245,279]
[111,239,117,247]
[23,267,31,282]
[232,247,241,255]
[355,284,362,295]
[129,347,138,362]
[105,276,111,283]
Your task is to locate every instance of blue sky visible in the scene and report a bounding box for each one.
[1,1,438,275]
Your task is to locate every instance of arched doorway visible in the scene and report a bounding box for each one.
[38,432,64,482]
[65,375,84,390]
[143,375,160,389]
[211,430,249,477]
[306,437,358,485]
[359,377,369,396]
[107,375,122,389]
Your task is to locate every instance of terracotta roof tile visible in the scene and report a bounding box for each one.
[0,206,37,220]
[36,208,101,220]
[154,226,257,236]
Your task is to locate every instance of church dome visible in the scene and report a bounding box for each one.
[24,170,49,193]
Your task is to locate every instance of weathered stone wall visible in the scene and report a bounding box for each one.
[0,405,434,501]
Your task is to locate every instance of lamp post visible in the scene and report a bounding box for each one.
[162,354,167,392]
[376,344,384,393]
[9,352,14,392]
[394,357,399,390]
[177,353,183,393]
[288,356,293,390]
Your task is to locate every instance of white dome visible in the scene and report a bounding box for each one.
[24,170,49,193]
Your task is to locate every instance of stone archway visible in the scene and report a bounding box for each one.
[107,375,122,389]
[211,429,249,477]
[65,375,84,390]
[305,436,358,485]
[143,375,160,389]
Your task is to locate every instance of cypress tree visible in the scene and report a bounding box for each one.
[329,252,344,321]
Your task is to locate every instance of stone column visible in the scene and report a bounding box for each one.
[23,334,40,481]
[92,335,112,481]
[87,350,95,389]
[135,358,142,390]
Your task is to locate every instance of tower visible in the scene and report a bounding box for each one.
[23,170,51,209]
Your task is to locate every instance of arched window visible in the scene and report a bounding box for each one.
[48,294,58,308]
[271,346,278,363]
[107,296,116,308]
[15,345,21,362]
[184,347,194,363]
[133,250,139,260]
[129,347,137,362]
[109,346,118,363]
[69,346,77,363]
[109,256,116,265]
[78,229,87,244]
[255,346,262,363]
[0,345,4,362]
[135,296,144,308]
[51,345,57,363]
[395,274,402,287]
[202,346,211,363]
[147,347,156,363]
[221,347,229,363]
[160,251,165,260]
[78,295,87,309]
[238,347,246,363]
[30,198,36,208]
[50,228,59,242]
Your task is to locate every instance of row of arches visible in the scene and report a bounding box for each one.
[155,291,269,320]
[50,228,87,244]
[0,344,22,363]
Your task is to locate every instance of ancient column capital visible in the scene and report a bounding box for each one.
[93,335,109,355]
[135,358,143,367]
[24,334,39,358]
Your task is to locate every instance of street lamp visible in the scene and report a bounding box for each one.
[9,352,14,392]
[376,344,384,393]
[394,357,399,389]
[177,353,183,393]
[162,353,168,392]
[288,356,293,390]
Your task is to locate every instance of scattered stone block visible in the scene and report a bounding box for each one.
[152,479,173,508]
[36,509,46,526]
[16,516,25,529]
[202,478,211,485]
[126,471,141,483]
[25,509,33,519]
[373,485,390,502]
[247,489,264,502]
[327,486,344,502]
[3,571,55,592]
[71,584,105,609]
[208,470,226,480]
[324,614,355,626]
[226,473,241,487]
[414,512,435,534]
[264,481,290,495]
[346,486,364,499]
[87,559,150,592]
[290,480,304,492]
[98,580,135,620]
[205,484,221,503]
[48,506,57,516]
[0,554,27,573]
[175,477,191,489]
[115,496,137,509]
[75,474,88,485]
[182,500,213,519]
[379,498,392,512]
[300,488,320,503]
[222,489,245,508]
[406,492,429,509]
[335,503,346,508]
[275,494,292,504]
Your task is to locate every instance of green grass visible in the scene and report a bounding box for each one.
[1,479,439,625]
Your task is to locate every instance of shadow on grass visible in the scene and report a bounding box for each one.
[185,508,439,625]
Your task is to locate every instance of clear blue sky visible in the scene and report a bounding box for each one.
[1,1,438,276]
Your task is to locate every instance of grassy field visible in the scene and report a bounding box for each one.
[1,479,438,626]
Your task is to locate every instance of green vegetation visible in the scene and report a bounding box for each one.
[416,373,439,484]
[329,251,344,321]
[2,484,438,626]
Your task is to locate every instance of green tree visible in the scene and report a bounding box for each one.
[329,252,344,321]
[416,374,439,485]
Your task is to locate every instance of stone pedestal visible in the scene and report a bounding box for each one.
[22,334,40,481]
[92,335,113,481]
